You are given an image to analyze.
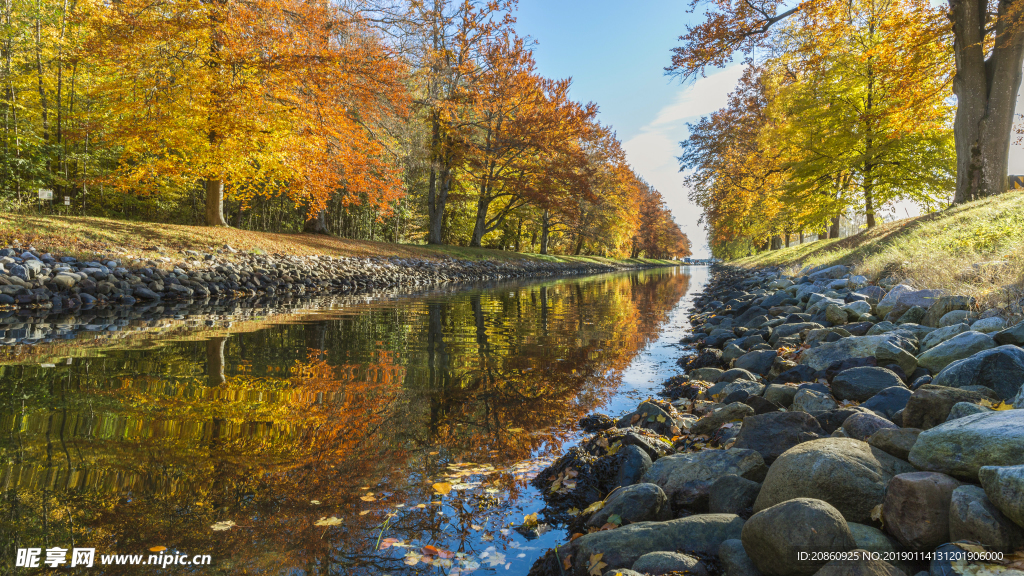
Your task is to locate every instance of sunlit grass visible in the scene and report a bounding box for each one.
[731,190,1024,308]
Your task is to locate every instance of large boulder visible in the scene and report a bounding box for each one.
[792,389,839,413]
[841,412,898,441]
[880,471,961,550]
[915,331,997,373]
[735,350,778,376]
[562,514,745,575]
[866,428,921,461]
[901,384,996,430]
[631,551,707,575]
[754,438,917,523]
[741,498,857,576]
[994,321,1024,346]
[614,445,653,488]
[587,483,669,528]
[949,484,1024,552]
[734,411,828,464]
[709,474,762,515]
[876,285,914,318]
[930,345,1024,401]
[979,464,1024,528]
[770,323,824,345]
[860,386,913,420]
[919,322,970,352]
[809,265,851,281]
[691,403,756,435]
[882,288,947,320]
[832,367,906,402]
[765,384,800,406]
[641,448,767,512]
[921,295,975,327]
[798,335,910,372]
[718,539,763,576]
[908,410,1024,479]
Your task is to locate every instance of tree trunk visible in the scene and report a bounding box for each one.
[799,231,804,244]
[427,116,450,244]
[206,337,226,386]
[540,209,551,255]
[304,208,330,234]
[205,178,227,226]
[469,196,489,248]
[950,0,1024,203]
[784,232,790,248]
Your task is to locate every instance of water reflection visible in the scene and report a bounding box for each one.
[1,268,693,575]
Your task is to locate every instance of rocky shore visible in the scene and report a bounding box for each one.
[528,263,1024,576]
[0,243,672,320]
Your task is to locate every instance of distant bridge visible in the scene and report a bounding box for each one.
[683,258,719,265]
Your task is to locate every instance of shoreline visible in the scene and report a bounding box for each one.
[0,242,680,317]
[527,262,1024,576]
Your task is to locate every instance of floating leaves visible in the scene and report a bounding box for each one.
[522,512,540,530]
[314,516,343,527]
[432,482,453,495]
[359,493,376,502]
[149,546,166,552]
[210,520,236,531]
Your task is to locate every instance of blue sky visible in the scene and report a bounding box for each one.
[515,0,1024,258]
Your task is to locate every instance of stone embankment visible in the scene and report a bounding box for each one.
[528,263,1024,576]
[0,244,669,312]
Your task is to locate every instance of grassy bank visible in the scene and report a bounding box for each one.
[730,190,1024,308]
[0,214,678,268]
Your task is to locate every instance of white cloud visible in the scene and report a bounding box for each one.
[623,65,744,258]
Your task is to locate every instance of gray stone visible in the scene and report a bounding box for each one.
[742,498,857,576]
[916,331,997,373]
[764,384,799,407]
[793,389,839,413]
[921,295,975,327]
[692,367,726,382]
[754,438,917,523]
[51,274,77,289]
[875,340,919,376]
[719,539,764,576]
[945,401,992,421]
[877,285,914,318]
[735,350,778,376]
[588,483,669,528]
[971,316,1007,333]
[881,471,961,550]
[826,304,849,325]
[867,321,897,335]
[994,321,1024,346]
[979,464,1024,528]
[725,342,748,362]
[769,323,824,345]
[909,411,1024,479]
[949,484,1024,552]
[641,448,767,511]
[885,289,947,320]
[939,310,972,327]
[798,335,910,372]
[718,380,767,400]
[631,551,707,575]
[843,300,873,319]
[615,445,653,488]
[848,523,901,556]
[920,323,970,352]
[709,474,762,515]
[722,368,761,382]
[692,403,756,435]
[866,428,921,461]
[734,411,828,464]
[809,265,852,281]
[561,514,745,575]
[842,412,898,441]
[832,367,906,402]
[931,345,1024,401]
[860,386,913,420]
[902,384,996,430]
[896,305,927,325]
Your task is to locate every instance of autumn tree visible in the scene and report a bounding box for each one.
[667,0,1023,205]
[87,0,408,226]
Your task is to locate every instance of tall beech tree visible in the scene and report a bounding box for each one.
[668,0,1024,204]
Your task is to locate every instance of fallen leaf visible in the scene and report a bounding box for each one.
[599,522,618,531]
[582,500,605,515]
[563,554,573,571]
[210,520,236,531]
[432,482,453,495]
[588,553,607,575]
[359,510,371,516]
[570,533,584,542]
[523,512,539,529]
[314,516,343,526]
[149,546,166,552]
[360,493,376,502]
[422,545,441,556]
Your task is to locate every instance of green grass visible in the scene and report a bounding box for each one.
[729,190,1024,308]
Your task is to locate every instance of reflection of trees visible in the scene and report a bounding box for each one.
[0,270,690,575]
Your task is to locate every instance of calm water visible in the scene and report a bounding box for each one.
[1,266,706,575]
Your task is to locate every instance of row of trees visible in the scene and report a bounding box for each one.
[674,0,1023,258]
[0,0,691,259]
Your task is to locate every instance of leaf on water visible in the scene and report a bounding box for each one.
[403,556,419,566]
[314,516,343,526]
[422,545,441,556]
[481,533,494,541]
[149,546,166,552]
[310,500,321,505]
[432,482,453,495]
[429,451,439,455]
[379,538,400,550]
[523,512,540,529]
[588,553,607,575]
[415,503,427,508]
[567,507,581,516]
[210,520,236,531]
[359,510,371,516]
